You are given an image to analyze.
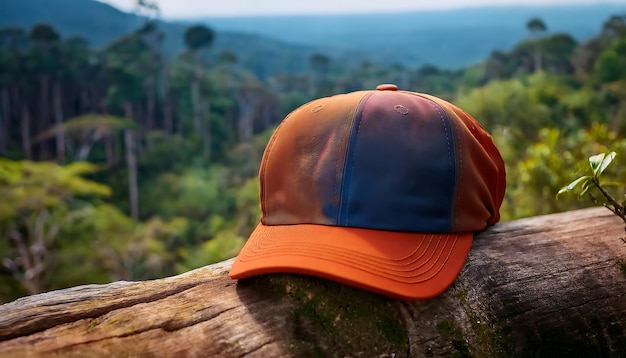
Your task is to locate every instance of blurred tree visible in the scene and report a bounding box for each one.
[56,36,91,163]
[389,63,411,91]
[103,31,162,219]
[218,50,238,67]
[309,53,330,97]
[235,74,266,142]
[593,34,626,135]
[174,176,259,273]
[0,27,28,156]
[572,37,603,77]
[410,64,460,97]
[484,50,511,81]
[134,22,163,150]
[503,124,626,219]
[184,24,214,160]
[594,45,626,84]
[31,114,134,161]
[541,33,577,74]
[85,205,185,281]
[527,17,548,72]
[271,73,309,95]
[28,23,62,160]
[136,0,160,19]
[455,75,551,149]
[134,0,168,151]
[0,159,110,295]
[601,14,626,38]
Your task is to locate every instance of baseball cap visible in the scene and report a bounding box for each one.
[229,84,506,300]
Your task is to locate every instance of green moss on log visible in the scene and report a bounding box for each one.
[456,288,508,357]
[437,318,471,357]
[618,260,626,279]
[246,274,409,357]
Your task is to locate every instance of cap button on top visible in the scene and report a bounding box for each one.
[376,84,398,91]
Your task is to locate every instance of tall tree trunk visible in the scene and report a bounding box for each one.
[238,102,253,143]
[105,135,115,168]
[20,104,32,160]
[163,95,173,134]
[190,77,201,133]
[145,85,155,151]
[609,93,626,136]
[6,226,42,296]
[533,45,542,72]
[52,81,65,163]
[159,63,172,134]
[10,87,20,154]
[100,106,116,168]
[80,89,90,113]
[0,87,10,154]
[397,71,410,92]
[124,102,139,221]
[134,105,145,155]
[309,71,319,97]
[38,74,50,160]
[236,91,256,143]
[201,100,211,160]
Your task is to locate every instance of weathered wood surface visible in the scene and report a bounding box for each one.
[1,207,625,357]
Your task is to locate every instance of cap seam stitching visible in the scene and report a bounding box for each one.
[338,93,372,225]
[450,111,463,231]
[259,120,287,222]
[240,229,461,284]
[425,100,457,231]
[334,100,357,225]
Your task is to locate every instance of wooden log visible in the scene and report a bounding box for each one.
[0,207,625,357]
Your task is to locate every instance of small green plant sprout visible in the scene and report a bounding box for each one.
[557,151,626,235]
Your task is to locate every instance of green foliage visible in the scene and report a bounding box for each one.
[558,152,616,197]
[49,114,135,133]
[92,206,186,281]
[500,124,626,220]
[595,50,626,83]
[0,160,112,297]
[184,24,214,51]
[455,75,553,147]
[558,152,626,227]
[0,159,110,219]
[527,18,548,35]
[28,23,60,44]
[176,230,245,273]
[142,165,234,221]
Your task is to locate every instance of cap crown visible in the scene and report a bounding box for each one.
[260,88,505,233]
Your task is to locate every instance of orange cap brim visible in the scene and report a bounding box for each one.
[229,223,473,300]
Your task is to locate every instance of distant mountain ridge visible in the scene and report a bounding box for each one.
[1,0,625,74]
[195,4,626,68]
[0,0,324,77]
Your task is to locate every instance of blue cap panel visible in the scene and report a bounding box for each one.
[337,91,456,233]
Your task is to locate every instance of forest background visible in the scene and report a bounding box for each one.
[1,0,626,303]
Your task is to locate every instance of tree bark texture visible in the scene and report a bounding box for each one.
[52,81,65,163]
[20,103,32,160]
[0,87,10,154]
[190,75,202,134]
[235,89,257,143]
[1,207,625,357]
[123,102,139,221]
[37,74,50,160]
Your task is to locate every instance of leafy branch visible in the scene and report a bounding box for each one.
[557,152,626,233]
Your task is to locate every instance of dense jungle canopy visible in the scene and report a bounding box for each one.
[0,3,625,303]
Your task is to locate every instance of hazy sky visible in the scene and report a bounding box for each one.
[97,0,624,18]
